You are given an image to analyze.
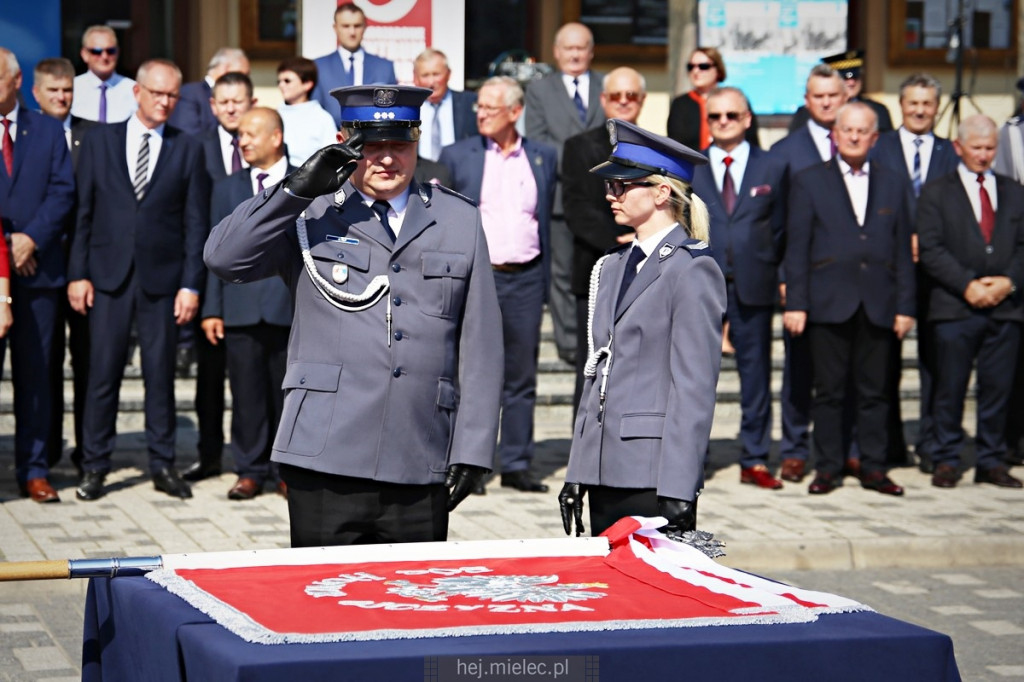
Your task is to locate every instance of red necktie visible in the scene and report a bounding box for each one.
[977,173,995,244]
[1,118,13,176]
[722,156,737,215]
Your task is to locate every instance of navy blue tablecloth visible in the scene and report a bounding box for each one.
[82,576,961,681]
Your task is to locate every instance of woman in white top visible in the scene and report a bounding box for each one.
[276,57,339,167]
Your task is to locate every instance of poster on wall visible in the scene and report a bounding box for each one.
[301,0,465,87]
[699,0,848,115]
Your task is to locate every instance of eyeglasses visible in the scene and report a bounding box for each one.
[86,47,118,56]
[472,103,509,114]
[687,62,715,71]
[605,91,642,104]
[707,111,745,122]
[139,84,180,102]
[604,180,654,198]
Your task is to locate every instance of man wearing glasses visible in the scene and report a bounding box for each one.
[71,25,137,124]
[692,87,786,490]
[69,59,210,502]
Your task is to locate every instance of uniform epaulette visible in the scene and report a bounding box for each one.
[679,239,712,257]
[432,183,478,207]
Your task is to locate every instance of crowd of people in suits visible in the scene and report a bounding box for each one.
[1,1,1022,522]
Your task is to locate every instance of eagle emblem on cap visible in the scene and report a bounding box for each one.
[606,119,617,146]
[373,88,398,107]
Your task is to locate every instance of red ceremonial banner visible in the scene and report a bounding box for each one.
[149,518,865,644]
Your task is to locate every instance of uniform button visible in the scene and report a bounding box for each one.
[393,296,402,306]
[337,252,345,259]
[860,262,867,270]
[392,263,401,272]
[394,330,403,341]
[986,245,994,254]
[393,367,402,378]
[299,377,306,385]
[860,233,867,240]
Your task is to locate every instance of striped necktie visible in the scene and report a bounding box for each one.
[911,137,923,197]
[572,78,586,124]
[134,132,150,201]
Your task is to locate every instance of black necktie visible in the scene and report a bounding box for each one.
[617,246,646,310]
[372,200,397,243]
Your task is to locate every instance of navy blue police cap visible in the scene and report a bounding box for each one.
[590,119,708,183]
[822,49,864,81]
[330,85,432,142]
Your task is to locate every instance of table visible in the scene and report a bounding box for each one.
[82,575,961,681]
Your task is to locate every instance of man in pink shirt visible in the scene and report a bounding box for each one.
[439,76,558,494]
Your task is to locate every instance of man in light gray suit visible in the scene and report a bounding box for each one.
[204,85,503,547]
[525,22,605,367]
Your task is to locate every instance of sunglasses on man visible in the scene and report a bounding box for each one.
[86,47,118,56]
[604,91,642,104]
[707,111,745,122]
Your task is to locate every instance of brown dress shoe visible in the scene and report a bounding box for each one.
[228,477,262,500]
[808,473,839,494]
[860,471,904,496]
[740,465,783,489]
[974,466,1023,488]
[276,480,288,498]
[23,478,60,503]
[931,464,960,488]
[780,458,806,482]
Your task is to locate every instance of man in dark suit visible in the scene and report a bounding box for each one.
[440,76,558,494]
[181,71,256,483]
[783,102,915,496]
[168,47,250,137]
[693,86,787,490]
[525,22,606,369]
[32,57,96,475]
[69,59,211,501]
[918,114,1024,489]
[0,48,75,503]
[769,64,847,483]
[311,2,397,127]
[201,107,292,500]
[788,50,893,135]
[870,72,960,472]
[413,48,477,162]
[562,66,644,413]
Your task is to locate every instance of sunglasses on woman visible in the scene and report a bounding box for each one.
[687,62,715,71]
[604,180,654,198]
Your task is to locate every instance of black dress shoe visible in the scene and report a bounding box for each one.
[860,471,905,496]
[500,470,549,493]
[152,468,193,499]
[808,473,838,495]
[76,471,107,501]
[974,466,1023,488]
[1005,450,1024,467]
[181,460,222,482]
[931,464,960,488]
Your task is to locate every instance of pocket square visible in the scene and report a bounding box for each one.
[749,184,772,197]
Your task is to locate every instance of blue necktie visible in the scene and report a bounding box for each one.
[616,246,645,310]
[572,77,586,124]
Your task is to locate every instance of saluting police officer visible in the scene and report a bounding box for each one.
[204,85,503,546]
[559,120,726,538]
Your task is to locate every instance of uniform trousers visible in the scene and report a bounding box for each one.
[547,215,577,364]
[281,465,449,547]
[224,324,288,482]
[193,321,226,464]
[493,261,545,474]
[587,486,659,537]
[808,306,892,478]
[4,285,59,483]
[931,314,1020,472]
[725,282,775,468]
[81,272,179,475]
[779,327,813,461]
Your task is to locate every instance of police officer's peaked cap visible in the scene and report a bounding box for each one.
[822,49,865,81]
[590,119,708,183]
[331,85,432,142]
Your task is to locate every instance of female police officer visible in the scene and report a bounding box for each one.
[559,119,726,537]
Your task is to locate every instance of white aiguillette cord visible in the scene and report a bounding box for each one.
[584,254,614,419]
[296,211,395,345]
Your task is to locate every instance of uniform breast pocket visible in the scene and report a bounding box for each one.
[274,362,342,456]
[309,240,371,295]
[421,251,469,319]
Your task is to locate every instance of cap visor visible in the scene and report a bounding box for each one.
[354,128,420,143]
[589,160,652,180]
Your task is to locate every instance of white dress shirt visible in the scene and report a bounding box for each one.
[1,103,19,150]
[837,158,870,226]
[249,156,288,195]
[125,113,163,186]
[561,72,591,111]
[72,71,137,123]
[418,91,455,161]
[337,47,366,85]
[708,141,750,193]
[631,222,680,272]
[807,119,835,162]
[356,187,411,238]
[898,126,935,184]
[957,163,998,223]
[217,125,248,176]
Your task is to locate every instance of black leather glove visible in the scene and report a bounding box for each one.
[558,483,587,537]
[445,463,488,512]
[283,130,365,199]
[658,496,697,537]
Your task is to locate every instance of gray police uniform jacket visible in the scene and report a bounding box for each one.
[203,180,503,485]
[567,226,726,501]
